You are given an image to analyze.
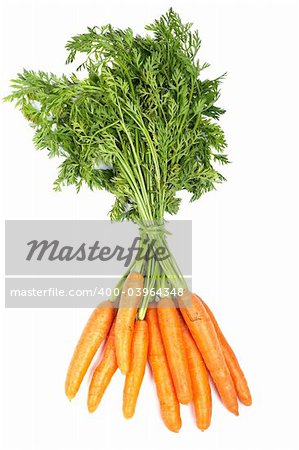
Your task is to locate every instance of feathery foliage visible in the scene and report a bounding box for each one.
[5,9,228,223]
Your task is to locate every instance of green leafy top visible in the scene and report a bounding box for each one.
[5,8,228,223]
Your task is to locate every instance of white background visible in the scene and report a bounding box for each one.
[1,0,299,449]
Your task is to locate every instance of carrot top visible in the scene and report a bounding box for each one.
[5,9,228,223]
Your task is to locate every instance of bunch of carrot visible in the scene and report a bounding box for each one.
[65,273,251,432]
[6,9,251,432]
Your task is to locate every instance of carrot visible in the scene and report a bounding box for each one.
[200,298,252,406]
[179,315,212,430]
[179,292,239,415]
[87,322,117,412]
[65,301,115,400]
[146,307,181,433]
[115,272,143,374]
[157,298,192,405]
[123,320,148,418]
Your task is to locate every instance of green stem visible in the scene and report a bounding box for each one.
[138,257,157,320]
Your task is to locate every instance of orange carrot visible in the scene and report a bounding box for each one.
[200,298,252,406]
[115,272,143,374]
[87,322,117,412]
[146,307,182,433]
[179,292,239,415]
[180,315,212,430]
[123,320,148,418]
[65,301,115,400]
[157,298,193,405]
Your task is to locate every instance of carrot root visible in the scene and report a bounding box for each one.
[123,320,148,418]
[87,323,118,412]
[180,315,212,430]
[65,301,115,401]
[157,298,193,405]
[200,298,252,406]
[146,307,182,432]
[115,272,143,375]
[179,293,239,415]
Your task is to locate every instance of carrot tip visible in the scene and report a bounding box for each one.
[226,404,239,415]
[241,398,252,406]
[166,422,182,433]
[123,407,134,419]
[197,424,210,431]
[88,402,97,413]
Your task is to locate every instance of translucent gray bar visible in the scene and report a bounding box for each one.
[5,220,192,276]
[5,277,192,308]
